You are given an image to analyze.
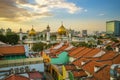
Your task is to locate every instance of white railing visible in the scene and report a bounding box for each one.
[0,57,43,68]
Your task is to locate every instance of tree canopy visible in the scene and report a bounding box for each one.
[0,32,19,45]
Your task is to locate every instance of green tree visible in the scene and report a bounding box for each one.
[98,36,103,39]
[32,42,47,52]
[69,72,74,80]
[0,32,19,45]
[22,35,27,40]
[51,34,57,40]
[111,38,119,43]
[6,32,19,45]
[0,34,6,43]
[97,40,103,45]
[106,45,113,51]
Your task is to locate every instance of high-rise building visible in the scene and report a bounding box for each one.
[46,25,50,42]
[106,20,120,36]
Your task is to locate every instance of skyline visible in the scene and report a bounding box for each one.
[0,0,120,33]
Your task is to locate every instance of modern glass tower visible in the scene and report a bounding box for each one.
[106,20,120,36]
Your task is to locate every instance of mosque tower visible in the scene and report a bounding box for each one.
[19,28,23,43]
[46,25,50,42]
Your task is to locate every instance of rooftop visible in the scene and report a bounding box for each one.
[0,45,25,56]
[4,74,29,80]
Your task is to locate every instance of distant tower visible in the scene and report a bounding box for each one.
[68,29,72,41]
[19,28,23,44]
[46,25,50,41]
[82,30,87,37]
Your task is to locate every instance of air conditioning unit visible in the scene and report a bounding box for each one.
[10,68,15,74]
[14,68,19,74]
[20,67,25,73]
[25,66,30,72]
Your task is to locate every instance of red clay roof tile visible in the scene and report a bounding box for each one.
[69,47,85,57]
[82,61,104,74]
[100,51,116,60]
[72,70,87,78]
[28,71,43,79]
[84,48,101,58]
[5,74,29,80]
[73,48,93,58]
[65,64,76,70]
[93,65,110,80]
[0,45,25,56]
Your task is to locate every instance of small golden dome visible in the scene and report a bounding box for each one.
[29,28,36,36]
[58,24,67,35]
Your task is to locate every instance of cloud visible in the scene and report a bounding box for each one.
[99,13,105,16]
[35,0,81,14]
[84,9,88,12]
[0,0,82,21]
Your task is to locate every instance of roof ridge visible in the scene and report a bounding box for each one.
[81,60,92,67]
[95,65,109,73]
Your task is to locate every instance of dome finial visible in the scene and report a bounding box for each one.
[58,22,67,35]
[61,21,63,25]
[29,25,36,36]
[32,25,33,28]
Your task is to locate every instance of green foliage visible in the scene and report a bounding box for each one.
[32,42,47,52]
[0,34,7,42]
[6,33,19,45]
[32,42,57,52]
[0,32,19,45]
[71,42,96,48]
[106,45,113,51]
[50,34,57,40]
[97,40,103,45]
[111,38,119,43]
[69,72,74,80]
[98,36,103,39]
[93,35,97,39]
[22,35,27,40]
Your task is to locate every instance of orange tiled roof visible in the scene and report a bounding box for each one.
[68,47,76,53]
[84,48,101,58]
[83,77,96,80]
[82,61,104,74]
[97,59,113,65]
[55,44,69,55]
[68,47,85,57]
[5,74,29,80]
[49,43,69,55]
[65,64,76,70]
[72,70,87,78]
[112,54,120,64]
[100,51,116,60]
[93,65,110,80]
[72,58,90,67]
[73,48,93,58]
[28,71,43,79]
[97,53,120,65]
[0,45,25,56]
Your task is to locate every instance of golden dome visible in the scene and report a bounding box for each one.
[58,24,67,35]
[29,28,36,36]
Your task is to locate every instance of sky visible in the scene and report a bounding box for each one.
[0,0,120,33]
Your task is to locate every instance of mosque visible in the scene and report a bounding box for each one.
[19,23,72,50]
